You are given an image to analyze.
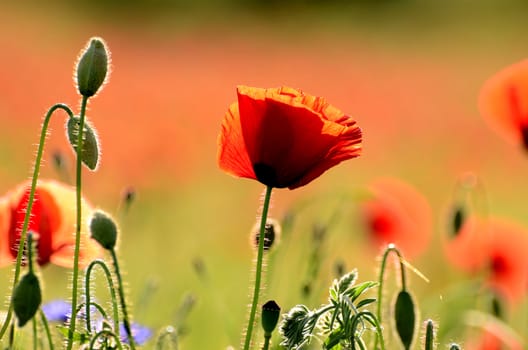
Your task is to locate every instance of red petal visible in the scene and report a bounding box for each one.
[479,59,528,148]
[217,102,255,181]
[236,86,362,189]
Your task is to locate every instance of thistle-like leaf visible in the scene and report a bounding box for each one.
[279,305,319,349]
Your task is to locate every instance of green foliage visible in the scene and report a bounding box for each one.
[279,270,380,349]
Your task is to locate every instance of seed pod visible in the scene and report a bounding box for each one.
[394,290,416,350]
[261,300,281,335]
[13,272,42,327]
[76,37,109,98]
[66,116,100,171]
[90,210,118,250]
[251,218,281,252]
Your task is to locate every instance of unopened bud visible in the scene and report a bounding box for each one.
[76,37,109,98]
[89,210,118,250]
[66,116,100,171]
[449,344,461,350]
[261,300,281,334]
[394,290,416,350]
[424,319,435,350]
[13,272,42,327]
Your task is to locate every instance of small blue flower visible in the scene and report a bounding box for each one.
[42,300,71,323]
[120,322,153,345]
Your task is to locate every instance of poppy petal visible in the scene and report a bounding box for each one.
[217,102,255,181]
[479,59,528,148]
[234,86,362,189]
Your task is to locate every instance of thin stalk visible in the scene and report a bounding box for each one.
[110,249,136,349]
[0,104,74,341]
[243,186,273,350]
[67,95,89,350]
[85,259,120,335]
[32,317,37,350]
[262,334,271,350]
[375,245,405,349]
[39,310,55,350]
[89,330,124,350]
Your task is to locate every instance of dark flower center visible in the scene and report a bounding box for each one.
[253,163,278,188]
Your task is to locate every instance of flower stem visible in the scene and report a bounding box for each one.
[66,95,89,350]
[375,244,406,350]
[111,248,136,349]
[39,310,54,350]
[85,259,120,336]
[243,186,273,350]
[0,104,74,342]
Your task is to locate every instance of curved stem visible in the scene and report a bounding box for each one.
[88,330,124,350]
[39,310,55,350]
[111,249,136,349]
[243,186,273,350]
[67,95,89,350]
[375,245,405,349]
[0,103,74,341]
[85,259,120,335]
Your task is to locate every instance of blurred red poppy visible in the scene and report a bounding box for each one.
[359,178,432,258]
[217,86,362,189]
[445,217,528,303]
[0,180,103,268]
[465,324,523,350]
[479,59,528,150]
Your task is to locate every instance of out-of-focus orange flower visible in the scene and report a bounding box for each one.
[217,86,362,189]
[0,180,103,268]
[358,178,432,258]
[464,321,523,350]
[445,217,528,304]
[479,59,528,150]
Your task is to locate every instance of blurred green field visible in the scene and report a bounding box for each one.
[1,1,528,348]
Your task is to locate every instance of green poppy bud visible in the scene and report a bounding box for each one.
[66,116,100,171]
[449,344,461,350]
[394,290,416,350]
[424,319,435,350]
[13,272,42,327]
[90,210,118,250]
[76,37,109,98]
[261,300,281,335]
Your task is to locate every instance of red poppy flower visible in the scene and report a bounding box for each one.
[464,322,523,350]
[445,217,528,303]
[358,178,432,258]
[217,86,362,189]
[479,59,528,150]
[0,180,103,268]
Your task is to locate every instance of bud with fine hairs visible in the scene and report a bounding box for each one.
[75,37,110,98]
[89,210,118,250]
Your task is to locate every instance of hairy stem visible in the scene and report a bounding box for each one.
[243,186,273,350]
[111,249,136,349]
[0,104,74,341]
[66,95,89,350]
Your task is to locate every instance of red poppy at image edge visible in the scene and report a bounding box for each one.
[217,86,362,189]
[0,180,103,268]
[358,178,432,259]
[444,216,528,304]
[478,59,528,150]
[464,325,523,350]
